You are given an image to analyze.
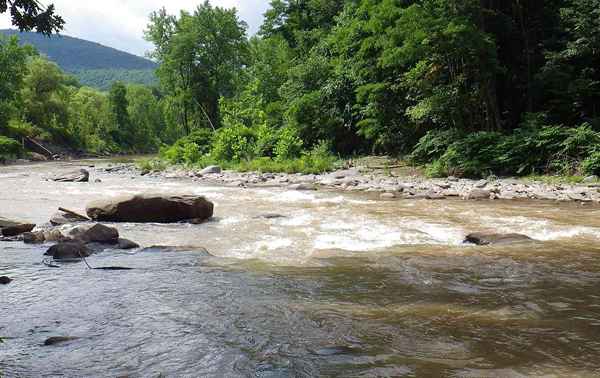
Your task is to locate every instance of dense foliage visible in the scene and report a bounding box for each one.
[3,0,600,177]
[0,35,167,159]
[146,0,600,176]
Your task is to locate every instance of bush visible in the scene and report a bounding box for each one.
[274,126,303,160]
[410,129,462,164]
[581,150,600,175]
[254,124,279,157]
[160,128,214,165]
[211,124,257,162]
[436,132,503,178]
[0,136,22,160]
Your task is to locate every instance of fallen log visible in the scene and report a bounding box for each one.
[58,207,90,221]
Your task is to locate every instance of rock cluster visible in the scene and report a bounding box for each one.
[104,163,600,204]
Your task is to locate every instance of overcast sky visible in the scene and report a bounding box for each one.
[0,0,270,57]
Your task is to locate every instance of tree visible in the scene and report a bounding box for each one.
[0,0,64,34]
[145,2,249,135]
[108,81,133,148]
[0,36,34,132]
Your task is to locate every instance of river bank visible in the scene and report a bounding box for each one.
[98,159,600,204]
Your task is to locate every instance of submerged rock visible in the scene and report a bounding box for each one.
[51,169,89,182]
[253,213,287,220]
[0,276,12,285]
[86,194,214,223]
[288,183,317,191]
[1,223,35,237]
[464,232,535,245]
[117,238,139,250]
[45,242,91,260]
[43,336,80,346]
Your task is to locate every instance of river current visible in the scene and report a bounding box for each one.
[1,161,600,377]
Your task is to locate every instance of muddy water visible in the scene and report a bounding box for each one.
[1,161,600,377]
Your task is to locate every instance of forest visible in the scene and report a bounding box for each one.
[2,0,600,177]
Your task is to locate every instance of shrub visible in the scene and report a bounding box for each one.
[437,132,503,178]
[254,124,279,157]
[160,128,214,165]
[274,126,303,160]
[211,124,257,162]
[410,129,462,164]
[0,136,22,160]
[581,150,600,175]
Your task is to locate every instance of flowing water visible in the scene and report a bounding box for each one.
[1,161,600,377]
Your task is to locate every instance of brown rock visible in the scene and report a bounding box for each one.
[1,223,35,237]
[44,242,91,260]
[86,194,214,223]
[464,232,535,245]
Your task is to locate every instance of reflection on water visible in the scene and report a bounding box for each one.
[1,161,600,377]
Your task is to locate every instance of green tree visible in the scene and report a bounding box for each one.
[126,84,165,151]
[145,1,249,135]
[108,81,133,148]
[0,36,34,132]
[0,0,64,34]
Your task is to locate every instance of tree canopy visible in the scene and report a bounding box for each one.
[0,0,64,34]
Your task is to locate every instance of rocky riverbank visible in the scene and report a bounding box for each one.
[99,162,600,204]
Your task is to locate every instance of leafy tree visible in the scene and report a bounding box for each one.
[20,56,72,142]
[0,36,34,132]
[145,1,249,135]
[108,81,133,147]
[0,0,64,34]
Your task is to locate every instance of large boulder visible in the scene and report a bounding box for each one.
[51,169,89,183]
[464,232,535,245]
[45,242,91,260]
[86,194,214,223]
[1,223,35,237]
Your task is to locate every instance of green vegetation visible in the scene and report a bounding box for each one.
[3,0,600,177]
[141,0,600,177]
[0,35,168,160]
[0,30,158,90]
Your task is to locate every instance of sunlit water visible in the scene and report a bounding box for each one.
[2,161,600,377]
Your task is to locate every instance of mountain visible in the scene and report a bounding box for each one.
[1,30,158,90]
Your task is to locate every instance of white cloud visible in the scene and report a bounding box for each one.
[0,0,270,57]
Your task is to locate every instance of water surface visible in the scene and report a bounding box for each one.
[1,161,600,377]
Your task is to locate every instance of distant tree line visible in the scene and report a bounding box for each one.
[0,37,168,158]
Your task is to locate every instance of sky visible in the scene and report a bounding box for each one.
[0,0,270,57]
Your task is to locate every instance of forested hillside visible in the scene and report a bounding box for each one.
[148,0,600,177]
[0,30,157,90]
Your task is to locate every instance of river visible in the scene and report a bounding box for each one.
[1,161,600,377]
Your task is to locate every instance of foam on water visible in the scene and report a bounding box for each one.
[478,215,600,241]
